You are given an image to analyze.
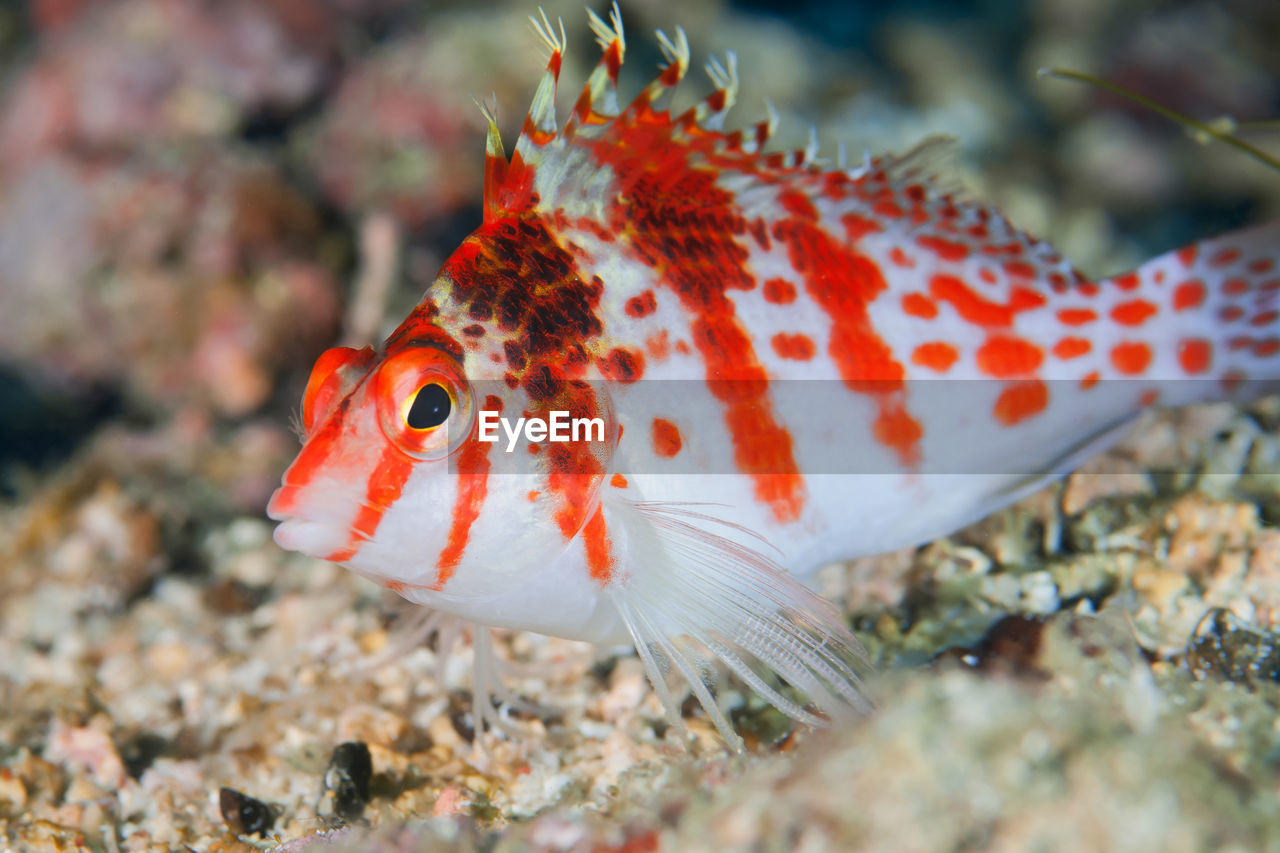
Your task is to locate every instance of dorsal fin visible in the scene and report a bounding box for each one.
[565,3,626,133]
[676,51,737,132]
[517,9,566,151]
[630,26,689,116]
[480,7,991,226]
[475,95,507,223]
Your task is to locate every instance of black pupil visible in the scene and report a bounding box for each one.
[406,383,451,430]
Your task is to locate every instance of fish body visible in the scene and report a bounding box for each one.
[268,8,1280,745]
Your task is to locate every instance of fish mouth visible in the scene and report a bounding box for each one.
[266,484,297,522]
[266,485,347,559]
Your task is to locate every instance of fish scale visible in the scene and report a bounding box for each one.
[267,5,1280,749]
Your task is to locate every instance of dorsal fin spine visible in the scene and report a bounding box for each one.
[677,51,737,132]
[568,3,626,131]
[630,25,689,115]
[476,96,508,223]
[521,9,566,145]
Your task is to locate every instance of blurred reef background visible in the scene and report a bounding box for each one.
[1,0,1279,849]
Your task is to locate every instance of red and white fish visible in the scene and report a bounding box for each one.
[268,6,1280,748]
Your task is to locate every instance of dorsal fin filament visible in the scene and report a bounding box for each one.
[629,25,689,118]
[520,9,566,147]
[676,52,738,133]
[476,96,509,223]
[567,3,626,132]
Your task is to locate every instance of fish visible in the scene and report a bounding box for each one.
[267,5,1280,749]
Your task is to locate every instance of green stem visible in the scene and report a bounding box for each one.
[1039,67,1280,173]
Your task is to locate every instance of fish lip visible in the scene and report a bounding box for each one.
[267,487,352,558]
[271,516,332,557]
[265,484,296,521]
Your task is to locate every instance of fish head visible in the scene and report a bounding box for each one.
[267,334,476,568]
[268,291,620,601]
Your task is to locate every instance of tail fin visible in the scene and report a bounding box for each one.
[1084,219,1280,407]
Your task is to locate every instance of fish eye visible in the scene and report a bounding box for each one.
[373,345,474,461]
[405,383,452,430]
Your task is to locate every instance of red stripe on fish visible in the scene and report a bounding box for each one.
[586,112,806,522]
[772,215,923,467]
[432,395,500,589]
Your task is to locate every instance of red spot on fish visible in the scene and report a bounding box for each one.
[771,332,816,361]
[976,337,1044,378]
[1177,245,1197,267]
[646,330,670,359]
[1251,310,1279,327]
[652,417,682,458]
[1222,278,1249,296]
[889,247,916,269]
[1110,299,1158,326]
[1057,308,1097,326]
[1249,258,1274,275]
[763,277,797,304]
[874,406,923,458]
[823,171,852,200]
[1080,371,1100,390]
[873,199,904,219]
[1211,247,1241,267]
[911,342,959,372]
[901,292,938,319]
[979,267,998,285]
[610,473,628,488]
[598,347,644,383]
[1139,389,1159,407]
[1112,272,1140,291]
[916,234,970,262]
[842,212,885,242]
[527,490,540,502]
[626,290,657,318]
[929,274,1045,327]
[1110,341,1151,375]
[1003,260,1037,280]
[1229,335,1255,351]
[1173,280,1205,311]
[993,380,1048,425]
[1052,337,1091,360]
[582,505,614,584]
[1256,338,1280,357]
[1219,306,1244,322]
[1178,339,1211,374]
[779,188,819,220]
[748,218,771,250]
